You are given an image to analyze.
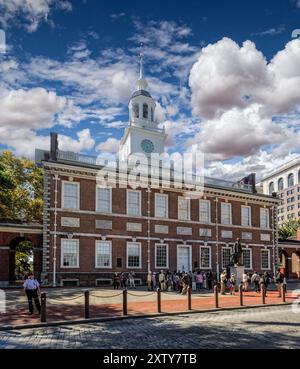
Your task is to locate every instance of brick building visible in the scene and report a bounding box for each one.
[36,56,280,287]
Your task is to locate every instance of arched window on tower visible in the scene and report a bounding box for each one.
[133,103,139,118]
[269,182,274,195]
[278,177,284,191]
[288,173,294,187]
[151,107,154,122]
[143,103,148,119]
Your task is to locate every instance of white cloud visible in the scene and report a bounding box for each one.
[0,0,72,32]
[252,25,285,37]
[96,137,120,153]
[58,129,95,152]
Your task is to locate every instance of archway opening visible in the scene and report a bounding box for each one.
[9,237,34,285]
[279,249,289,278]
[292,251,300,279]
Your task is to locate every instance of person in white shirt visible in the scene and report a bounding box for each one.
[23,273,41,315]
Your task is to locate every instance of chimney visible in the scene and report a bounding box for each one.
[50,132,58,160]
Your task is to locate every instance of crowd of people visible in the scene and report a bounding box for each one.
[220,268,287,297]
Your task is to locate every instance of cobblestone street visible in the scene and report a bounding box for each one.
[0,305,299,349]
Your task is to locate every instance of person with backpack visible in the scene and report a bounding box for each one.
[251,271,260,293]
[275,269,284,297]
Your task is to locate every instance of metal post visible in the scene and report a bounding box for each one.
[157,288,161,313]
[84,290,90,319]
[282,285,286,302]
[214,284,219,308]
[187,286,192,310]
[123,289,128,315]
[41,292,47,323]
[239,284,243,306]
[262,286,266,305]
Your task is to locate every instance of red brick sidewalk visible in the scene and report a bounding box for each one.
[0,290,297,327]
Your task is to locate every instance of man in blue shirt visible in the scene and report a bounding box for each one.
[23,273,41,315]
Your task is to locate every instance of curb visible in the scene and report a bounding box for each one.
[0,302,292,331]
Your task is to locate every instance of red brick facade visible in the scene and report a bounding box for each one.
[41,160,279,287]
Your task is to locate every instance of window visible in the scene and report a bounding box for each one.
[127,242,141,268]
[155,244,168,269]
[261,249,270,269]
[200,246,211,269]
[178,197,190,220]
[287,189,294,195]
[96,187,112,213]
[95,241,112,268]
[242,248,252,269]
[127,190,141,216]
[222,247,231,269]
[260,208,269,228]
[199,199,211,223]
[278,177,284,191]
[133,103,139,118]
[221,202,232,225]
[62,182,79,209]
[151,107,154,122]
[143,103,148,119]
[61,239,79,268]
[155,193,168,218]
[269,182,274,195]
[199,228,212,237]
[288,173,294,187]
[287,197,295,203]
[241,206,251,226]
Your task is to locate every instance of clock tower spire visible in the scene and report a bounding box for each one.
[120,53,166,159]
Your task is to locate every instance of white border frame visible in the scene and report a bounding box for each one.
[155,243,169,269]
[221,202,232,225]
[176,244,192,272]
[261,249,271,270]
[126,241,142,269]
[199,199,211,224]
[154,193,169,219]
[95,240,112,268]
[61,180,80,210]
[60,239,79,268]
[178,196,191,221]
[95,186,112,213]
[199,245,211,269]
[241,205,252,227]
[127,189,142,216]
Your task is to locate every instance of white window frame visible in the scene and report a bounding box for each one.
[261,249,271,270]
[126,242,142,269]
[176,244,192,272]
[127,190,141,216]
[200,246,211,269]
[222,246,231,269]
[260,208,270,228]
[155,243,169,269]
[199,199,211,224]
[241,205,251,227]
[95,240,112,268]
[96,186,112,213]
[178,196,190,221]
[221,202,232,225]
[155,193,168,219]
[61,181,80,210]
[242,248,252,270]
[60,239,79,268]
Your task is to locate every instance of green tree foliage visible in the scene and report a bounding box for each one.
[0,151,43,222]
[278,218,300,241]
[15,241,33,277]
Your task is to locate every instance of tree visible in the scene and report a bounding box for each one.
[0,151,43,222]
[278,218,300,241]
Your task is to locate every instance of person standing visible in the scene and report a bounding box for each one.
[220,270,227,295]
[23,273,41,315]
[128,271,136,288]
[147,271,153,291]
[251,271,260,293]
[263,271,270,296]
[275,269,284,297]
[242,272,248,292]
[229,273,235,295]
[159,270,165,290]
[206,270,213,290]
[152,272,157,290]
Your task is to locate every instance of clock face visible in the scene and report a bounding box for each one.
[141,139,154,153]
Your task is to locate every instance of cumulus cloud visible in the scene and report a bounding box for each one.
[96,137,120,153]
[0,0,72,32]
[58,129,95,152]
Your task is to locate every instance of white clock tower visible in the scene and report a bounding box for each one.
[120,53,166,160]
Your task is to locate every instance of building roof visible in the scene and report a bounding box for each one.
[261,156,300,181]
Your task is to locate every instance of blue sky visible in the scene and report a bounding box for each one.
[0,0,300,180]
